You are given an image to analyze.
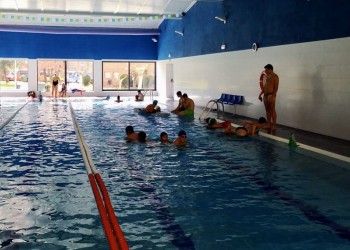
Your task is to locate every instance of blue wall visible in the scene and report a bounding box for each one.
[1,0,349,60]
[158,0,350,60]
[0,32,158,60]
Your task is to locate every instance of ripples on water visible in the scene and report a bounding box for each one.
[73,100,350,249]
[1,99,350,249]
[0,100,107,249]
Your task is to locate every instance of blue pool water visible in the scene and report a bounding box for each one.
[1,98,350,249]
[0,99,27,125]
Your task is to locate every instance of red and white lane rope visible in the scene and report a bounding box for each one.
[69,101,129,250]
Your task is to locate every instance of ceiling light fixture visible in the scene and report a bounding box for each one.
[175,30,184,36]
[215,16,226,24]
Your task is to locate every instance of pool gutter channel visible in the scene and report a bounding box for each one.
[228,118,350,168]
[187,102,350,167]
[159,101,350,166]
[259,131,350,167]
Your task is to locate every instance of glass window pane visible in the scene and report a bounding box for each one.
[37,60,65,93]
[130,62,155,90]
[66,61,94,92]
[0,59,28,91]
[102,62,129,91]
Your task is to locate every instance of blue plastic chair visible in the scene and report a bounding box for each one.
[226,95,236,104]
[215,93,226,103]
[199,93,227,120]
[230,95,243,115]
[219,94,230,104]
[233,95,243,104]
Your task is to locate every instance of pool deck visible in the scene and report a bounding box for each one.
[166,100,350,160]
[225,113,350,159]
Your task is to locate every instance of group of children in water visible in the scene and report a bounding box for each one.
[124,115,267,147]
[125,125,188,146]
[125,89,269,145]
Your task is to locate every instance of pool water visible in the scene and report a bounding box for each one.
[1,98,350,249]
[0,100,106,249]
[0,99,27,125]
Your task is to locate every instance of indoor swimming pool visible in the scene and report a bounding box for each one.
[1,98,350,249]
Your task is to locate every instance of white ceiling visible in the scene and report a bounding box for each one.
[0,0,197,29]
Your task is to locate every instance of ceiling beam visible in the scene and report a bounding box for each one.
[0,24,160,35]
[0,8,183,18]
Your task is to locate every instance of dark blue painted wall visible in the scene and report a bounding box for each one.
[158,0,350,60]
[0,0,349,60]
[0,32,157,60]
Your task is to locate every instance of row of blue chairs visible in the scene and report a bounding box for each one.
[214,93,244,105]
[199,93,244,120]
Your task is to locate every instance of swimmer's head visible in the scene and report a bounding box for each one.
[258,117,267,124]
[235,127,248,137]
[153,100,158,105]
[125,125,134,134]
[138,131,147,142]
[205,117,211,124]
[209,118,217,126]
[160,132,168,142]
[178,130,187,137]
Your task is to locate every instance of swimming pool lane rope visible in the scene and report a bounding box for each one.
[68,101,129,250]
[0,101,29,130]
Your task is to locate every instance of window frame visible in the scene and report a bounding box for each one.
[102,61,156,91]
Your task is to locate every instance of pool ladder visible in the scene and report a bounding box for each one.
[142,89,154,100]
[198,99,224,120]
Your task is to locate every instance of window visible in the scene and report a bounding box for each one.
[103,62,128,90]
[37,60,93,92]
[37,60,65,92]
[66,61,94,91]
[0,59,29,91]
[130,62,155,90]
[102,61,155,91]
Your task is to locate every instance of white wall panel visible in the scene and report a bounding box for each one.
[157,37,350,140]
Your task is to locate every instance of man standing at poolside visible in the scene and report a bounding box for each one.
[258,64,279,130]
